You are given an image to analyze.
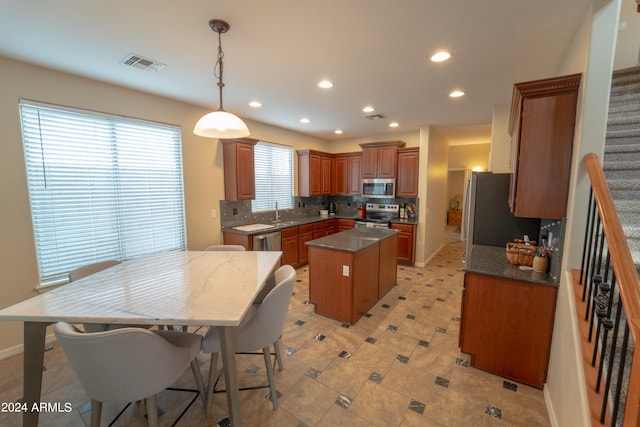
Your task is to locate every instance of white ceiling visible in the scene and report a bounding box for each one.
[0,0,595,144]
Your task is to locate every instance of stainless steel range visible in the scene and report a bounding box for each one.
[354,203,399,228]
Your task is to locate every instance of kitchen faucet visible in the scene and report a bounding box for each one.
[275,201,280,222]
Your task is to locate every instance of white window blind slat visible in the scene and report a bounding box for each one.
[20,101,186,283]
[252,142,293,212]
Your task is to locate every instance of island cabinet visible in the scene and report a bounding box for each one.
[307,228,398,324]
[222,138,257,201]
[360,141,406,179]
[390,222,416,264]
[396,147,419,198]
[297,150,332,196]
[459,271,558,389]
[508,73,581,219]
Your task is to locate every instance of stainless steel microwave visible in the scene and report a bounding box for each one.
[361,178,395,199]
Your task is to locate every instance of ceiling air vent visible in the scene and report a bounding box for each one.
[365,113,386,120]
[120,53,166,73]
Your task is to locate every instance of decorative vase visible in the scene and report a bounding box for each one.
[532,255,549,273]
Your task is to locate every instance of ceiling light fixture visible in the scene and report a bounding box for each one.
[318,80,334,89]
[193,19,250,139]
[249,101,262,108]
[334,129,343,134]
[449,90,465,98]
[389,122,399,128]
[300,118,310,124]
[431,51,451,62]
[362,106,375,113]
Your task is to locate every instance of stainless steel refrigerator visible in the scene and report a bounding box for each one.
[462,172,540,256]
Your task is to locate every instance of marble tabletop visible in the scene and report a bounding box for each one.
[0,250,283,326]
[305,227,398,253]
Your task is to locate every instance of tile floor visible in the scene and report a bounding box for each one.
[0,229,551,426]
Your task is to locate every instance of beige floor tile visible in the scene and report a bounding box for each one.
[382,358,438,403]
[317,403,374,426]
[278,376,338,426]
[315,357,370,399]
[348,380,409,427]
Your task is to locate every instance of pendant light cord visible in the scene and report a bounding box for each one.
[215,30,225,111]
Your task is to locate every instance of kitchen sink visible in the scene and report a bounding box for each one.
[271,220,303,227]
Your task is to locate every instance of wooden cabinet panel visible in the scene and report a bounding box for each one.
[396,148,419,198]
[333,156,348,195]
[459,272,558,389]
[337,219,355,232]
[281,226,299,267]
[390,223,416,264]
[321,155,332,195]
[297,150,332,197]
[447,210,462,226]
[222,232,252,250]
[222,138,257,201]
[509,74,581,219]
[298,224,314,265]
[378,233,398,297]
[325,219,337,235]
[359,141,405,179]
[312,220,326,239]
[348,155,362,195]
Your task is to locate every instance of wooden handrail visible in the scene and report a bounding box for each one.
[583,153,640,426]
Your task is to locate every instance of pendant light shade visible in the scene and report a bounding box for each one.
[194,110,250,138]
[194,19,250,139]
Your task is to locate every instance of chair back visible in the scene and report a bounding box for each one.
[204,245,246,251]
[69,260,121,282]
[236,265,296,352]
[54,322,200,405]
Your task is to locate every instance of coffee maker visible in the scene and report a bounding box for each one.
[329,202,337,215]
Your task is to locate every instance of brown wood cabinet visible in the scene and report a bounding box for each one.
[447,210,462,226]
[459,272,558,389]
[348,155,362,195]
[360,141,405,178]
[222,138,257,201]
[281,226,299,267]
[508,73,581,219]
[396,147,419,198]
[390,222,416,264]
[333,152,362,196]
[325,219,337,235]
[297,150,332,197]
[222,231,252,250]
[298,223,314,265]
[337,219,355,232]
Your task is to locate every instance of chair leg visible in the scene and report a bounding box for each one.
[90,399,102,427]
[262,346,278,410]
[145,395,159,427]
[190,358,206,410]
[204,352,219,418]
[273,340,284,371]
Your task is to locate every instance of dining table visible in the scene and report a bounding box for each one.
[0,250,282,427]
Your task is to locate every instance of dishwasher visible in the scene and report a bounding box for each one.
[252,230,282,251]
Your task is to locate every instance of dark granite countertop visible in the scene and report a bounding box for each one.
[305,227,398,253]
[465,245,558,286]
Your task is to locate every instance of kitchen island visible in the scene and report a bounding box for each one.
[460,244,558,388]
[306,227,398,324]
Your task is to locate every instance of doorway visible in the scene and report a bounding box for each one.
[446,168,467,238]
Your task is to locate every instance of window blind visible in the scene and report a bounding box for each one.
[252,142,293,212]
[19,101,186,283]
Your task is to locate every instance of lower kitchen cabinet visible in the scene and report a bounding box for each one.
[459,272,558,389]
[281,226,299,267]
[390,222,416,264]
[298,224,314,265]
[337,219,355,232]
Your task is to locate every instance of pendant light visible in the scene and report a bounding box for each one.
[194,19,250,138]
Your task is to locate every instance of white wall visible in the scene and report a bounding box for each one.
[544,1,621,426]
[489,104,512,173]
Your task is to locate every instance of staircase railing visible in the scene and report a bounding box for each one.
[575,153,640,426]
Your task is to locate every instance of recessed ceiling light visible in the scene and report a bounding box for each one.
[389,122,399,128]
[300,118,310,124]
[431,51,451,62]
[449,90,465,98]
[249,101,262,108]
[362,106,375,113]
[334,129,343,134]
[318,80,333,89]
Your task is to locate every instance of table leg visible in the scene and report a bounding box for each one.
[218,326,241,427]
[23,321,49,427]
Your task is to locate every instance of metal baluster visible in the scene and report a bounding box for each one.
[610,323,630,426]
[591,274,605,367]
[580,189,595,285]
[589,238,607,342]
[585,217,602,323]
[601,278,622,424]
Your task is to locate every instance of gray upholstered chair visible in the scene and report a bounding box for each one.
[201,264,296,415]
[204,244,246,251]
[54,322,205,427]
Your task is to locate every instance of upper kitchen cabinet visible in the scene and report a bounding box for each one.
[222,138,257,201]
[508,73,581,219]
[297,149,332,197]
[360,141,406,179]
[333,152,362,196]
[396,147,419,198]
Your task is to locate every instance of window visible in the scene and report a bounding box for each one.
[20,100,186,284]
[252,141,294,212]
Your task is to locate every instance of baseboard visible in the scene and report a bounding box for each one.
[0,333,57,361]
[544,384,559,427]
[415,242,446,267]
